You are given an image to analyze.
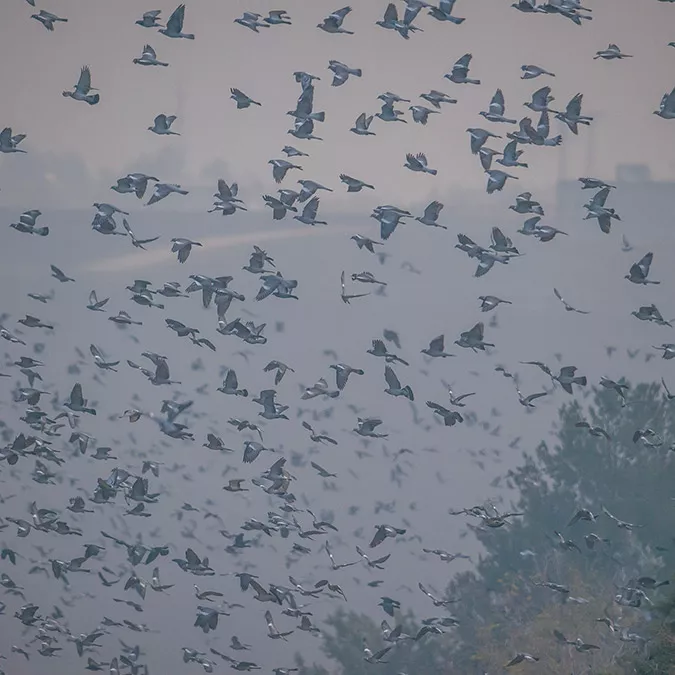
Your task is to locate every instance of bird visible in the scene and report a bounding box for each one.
[302,377,339,400]
[455,322,494,351]
[122,218,159,249]
[468,127,501,154]
[363,641,392,664]
[370,524,406,548]
[318,6,354,34]
[50,264,74,283]
[350,113,376,135]
[421,335,455,358]
[234,11,268,32]
[415,201,446,228]
[171,237,201,263]
[575,421,611,440]
[263,360,294,386]
[62,66,99,105]
[263,195,297,220]
[505,653,539,667]
[340,271,369,304]
[554,93,593,134]
[516,388,548,408]
[377,3,423,38]
[265,10,292,25]
[554,366,587,394]
[486,169,518,194]
[594,43,632,59]
[112,172,159,198]
[148,114,179,135]
[147,183,189,206]
[328,60,362,86]
[653,344,675,360]
[31,10,68,31]
[445,53,480,84]
[10,210,48,236]
[553,288,589,314]
[480,89,517,123]
[428,0,465,23]
[133,44,168,66]
[426,401,464,426]
[521,64,555,79]
[354,417,388,438]
[410,105,439,125]
[579,177,615,190]
[497,140,528,168]
[269,159,302,184]
[86,290,109,312]
[525,86,554,113]
[65,383,96,415]
[352,271,386,286]
[368,339,409,365]
[265,610,293,640]
[420,90,457,107]
[384,365,414,400]
[0,127,27,154]
[305,426,338,447]
[136,10,163,28]
[217,369,248,397]
[583,187,620,233]
[282,145,308,158]
[330,363,364,390]
[626,252,659,285]
[404,153,437,175]
[230,89,262,109]
[478,295,512,312]
[160,4,194,39]
[418,581,457,606]
[293,197,327,226]
[340,174,374,192]
[654,87,675,119]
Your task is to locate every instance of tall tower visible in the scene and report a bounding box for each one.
[556,129,567,184]
[175,76,192,184]
[584,110,599,177]
[554,130,568,222]
[175,72,186,125]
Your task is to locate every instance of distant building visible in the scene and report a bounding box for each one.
[555,163,675,230]
[615,163,652,183]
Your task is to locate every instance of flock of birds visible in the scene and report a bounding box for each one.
[2,0,675,674]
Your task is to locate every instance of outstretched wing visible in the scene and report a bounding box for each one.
[468,322,484,341]
[489,89,505,115]
[638,252,653,276]
[383,3,398,22]
[302,196,319,220]
[384,365,400,390]
[566,93,582,117]
[167,3,185,33]
[70,383,84,406]
[424,201,443,221]
[77,66,92,93]
[369,527,386,548]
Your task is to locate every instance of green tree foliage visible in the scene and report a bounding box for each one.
[295,608,455,675]
[299,381,674,674]
[632,588,675,674]
[447,381,674,672]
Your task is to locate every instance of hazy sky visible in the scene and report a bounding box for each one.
[1,0,675,206]
[1,1,675,673]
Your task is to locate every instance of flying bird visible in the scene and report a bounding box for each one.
[62,66,99,105]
